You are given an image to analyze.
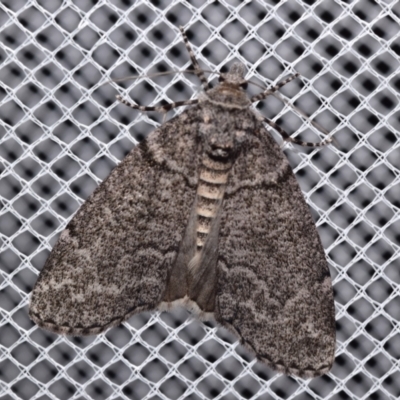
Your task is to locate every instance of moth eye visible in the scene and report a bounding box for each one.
[240,82,248,89]
[218,76,225,82]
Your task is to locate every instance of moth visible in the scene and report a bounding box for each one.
[30,27,335,378]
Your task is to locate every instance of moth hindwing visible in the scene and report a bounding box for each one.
[29,27,335,378]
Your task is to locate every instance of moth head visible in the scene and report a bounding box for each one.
[218,62,248,90]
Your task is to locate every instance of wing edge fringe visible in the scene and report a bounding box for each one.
[217,317,335,379]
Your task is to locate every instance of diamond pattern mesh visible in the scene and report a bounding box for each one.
[1,0,400,399]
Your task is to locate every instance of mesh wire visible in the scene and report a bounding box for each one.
[1,0,400,399]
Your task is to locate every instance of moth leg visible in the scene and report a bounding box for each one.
[116,95,199,113]
[251,73,300,103]
[264,117,332,147]
[179,26,210,91]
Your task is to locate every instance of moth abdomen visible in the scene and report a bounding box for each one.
[195,198,219,252]
[197,180,225,200]
[199,166,230,184]
[186,154,233,304]
[194,154,234,252]
[196,196,219,218]
[197,215,212,232]
[202,155,233,171]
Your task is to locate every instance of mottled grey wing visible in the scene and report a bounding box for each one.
[29,108,201,335]
[215,127,335,378]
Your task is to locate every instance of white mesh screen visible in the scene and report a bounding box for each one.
[1,0,400,399]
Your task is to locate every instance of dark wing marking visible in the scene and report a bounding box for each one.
[215,127,335,378]
[29,108,202,335]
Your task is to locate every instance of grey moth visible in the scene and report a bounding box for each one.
[30,27,335,378]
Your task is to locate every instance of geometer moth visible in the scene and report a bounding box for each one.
[29,27,335,378]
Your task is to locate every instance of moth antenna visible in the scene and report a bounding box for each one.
[180,26,211,90]
[103,69,215,88]
[249,73,334,145]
